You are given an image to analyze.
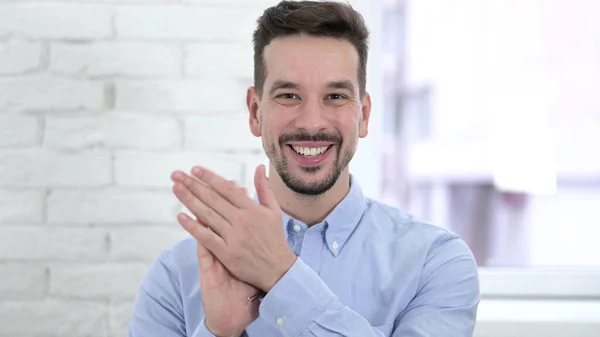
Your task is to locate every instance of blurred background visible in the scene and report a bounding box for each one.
[0,0,598,336]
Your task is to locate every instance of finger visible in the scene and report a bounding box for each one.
[171,170,207,186]
[254,164,278,209]
[196,240,215,270]
[192,216,216,270]
[173,183,232,239]
[172,171,237,221]
[177,212,227,257]
[191,166,253,209]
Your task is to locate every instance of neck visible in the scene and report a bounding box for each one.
[268,165,351,226]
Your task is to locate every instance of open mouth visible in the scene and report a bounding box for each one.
[285,143,336,167]
[288,144,333,157]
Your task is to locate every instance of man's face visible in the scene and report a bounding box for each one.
[248,34,371,196]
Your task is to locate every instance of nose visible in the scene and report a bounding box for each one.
[294,99,328,132]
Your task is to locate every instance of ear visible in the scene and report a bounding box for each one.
[247,86,262,137]
[359,91,371,138]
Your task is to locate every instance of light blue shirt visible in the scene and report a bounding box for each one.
[128,176,480,336]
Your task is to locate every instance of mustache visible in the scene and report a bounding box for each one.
[279,131,342,145]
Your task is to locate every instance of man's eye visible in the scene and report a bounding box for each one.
[328,93,346,100]
[277,93,299,99]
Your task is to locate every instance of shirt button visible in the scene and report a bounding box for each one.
[276,317,285,326]
[293,224,301,232]
[332,241,339,251]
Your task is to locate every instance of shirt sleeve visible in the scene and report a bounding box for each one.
[127,249,218,337]
[392,235,480,337]
[258,235,480,337]
[258,257,386,337]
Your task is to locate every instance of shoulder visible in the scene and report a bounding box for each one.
[361,199,475,266]
[155,236,199,277]
[364,198,461,243]
[140,236,198,291]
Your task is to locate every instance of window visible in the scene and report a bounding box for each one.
[370,0,600,335]
[380,0,600,268]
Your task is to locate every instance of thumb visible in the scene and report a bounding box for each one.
[254,164,277,208]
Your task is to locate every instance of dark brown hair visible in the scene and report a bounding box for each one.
[253,0,370,97]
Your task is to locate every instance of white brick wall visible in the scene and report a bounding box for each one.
[50,42,184,77]
[0,41,43,75]
[0,0,275,335]
[45,114,182,150]
[0,0,379,335]
[0,4,113,40]
[0,0,276,337]
[0,115,41,147]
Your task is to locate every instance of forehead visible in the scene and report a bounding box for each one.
[262,34,359,89]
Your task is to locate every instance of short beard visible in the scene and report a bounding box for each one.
[266,142,354,196]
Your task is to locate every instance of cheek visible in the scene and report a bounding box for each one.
[337,112,361,136]
[265,111,295,134]
[260,119,283,146]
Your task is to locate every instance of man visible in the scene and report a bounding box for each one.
[128,1,480,336]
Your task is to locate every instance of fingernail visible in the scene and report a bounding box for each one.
[173,172,183,182]
[192,167,202,176]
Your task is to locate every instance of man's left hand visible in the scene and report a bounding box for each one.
[171,164,297,293]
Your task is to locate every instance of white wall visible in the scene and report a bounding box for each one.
[0,0,383,336]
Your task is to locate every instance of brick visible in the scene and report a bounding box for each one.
[0,264,48,299]
[0,115,40,147]
[28,0,177,3]
[50,263,148,300]
[0,76,105,111]
[0,299,107,336]
[240,152,270,196]
[109,227,189,261]
[110,301,134,337]
[184,114,263,151]
[185,42,253,79]
[50,42,182,77]
[0,227,108,261]
[0,189,44,223]
[45,114,181,150]
[0,40,42,75]
[0,4,112,40]
[0,150,111,187]
[115,80,247,113]
[47,189,179,223]
[116,6,260,41]
[115,152,243,187]
[182,0,278,5]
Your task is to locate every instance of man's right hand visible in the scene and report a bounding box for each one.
[171,172,261,336]
[194,232,260,337]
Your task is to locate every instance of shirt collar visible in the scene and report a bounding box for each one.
[252,174,367,257]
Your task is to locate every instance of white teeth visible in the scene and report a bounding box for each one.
[291,145,330,157]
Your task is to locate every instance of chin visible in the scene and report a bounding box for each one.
[280,163,342,196]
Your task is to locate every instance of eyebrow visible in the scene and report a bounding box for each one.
[327,80,355,92]
[269,80,356,95]
[269,81,300,96]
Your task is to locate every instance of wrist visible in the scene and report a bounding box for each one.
[215,331,244,337]
[218,333,244,337]
[205,320,244,337]
[262,252,297,292]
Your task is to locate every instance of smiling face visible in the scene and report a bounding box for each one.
[247,34,371,196]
